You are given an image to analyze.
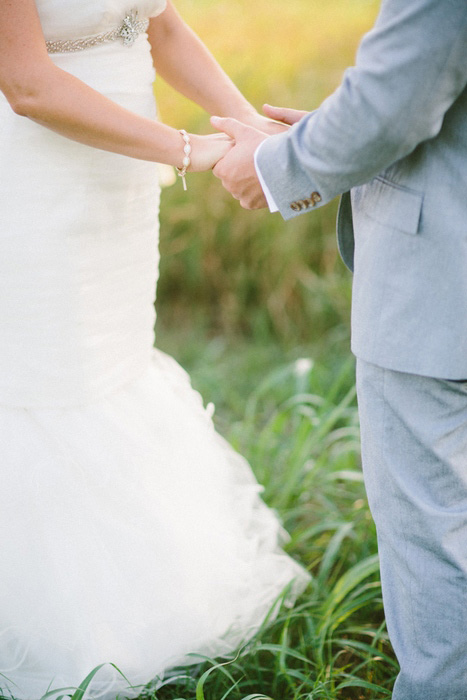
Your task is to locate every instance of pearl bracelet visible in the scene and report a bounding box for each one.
[176,130,192,191]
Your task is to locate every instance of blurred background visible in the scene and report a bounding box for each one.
[150,4,399,697]
[155,0,379,377]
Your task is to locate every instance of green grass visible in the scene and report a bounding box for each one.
[134,334,397,699]
[150,1,393,695]
[150,8,396,691]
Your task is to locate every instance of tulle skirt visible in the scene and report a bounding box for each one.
[0,350,309,700]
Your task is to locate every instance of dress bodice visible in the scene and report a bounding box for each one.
[0,1,167,408]
[35,0,167,41]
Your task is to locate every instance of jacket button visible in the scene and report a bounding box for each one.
[310,191,322,205]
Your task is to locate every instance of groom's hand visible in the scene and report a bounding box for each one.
[210,117,268,210]
[262,104,308,126]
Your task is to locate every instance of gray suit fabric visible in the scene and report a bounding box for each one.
[356,359,467,700]
[256,0,467,379]
[255,1,467,696]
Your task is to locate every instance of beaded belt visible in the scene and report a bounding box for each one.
[46,9,149,53]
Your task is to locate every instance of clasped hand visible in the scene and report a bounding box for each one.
[188,105,307,210]
[210,105,308,210]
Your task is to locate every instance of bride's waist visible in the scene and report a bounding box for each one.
[0,36,157,114]
[0,314,157,409]
[0,263,158,408]
[49,34,157,97]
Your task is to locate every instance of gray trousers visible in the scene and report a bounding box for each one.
[356,359,467,700]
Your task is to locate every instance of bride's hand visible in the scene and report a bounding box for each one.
[188,133,234,172]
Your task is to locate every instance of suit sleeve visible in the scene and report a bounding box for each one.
[256,0,467,220]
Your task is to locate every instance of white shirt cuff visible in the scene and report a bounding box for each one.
[254,143,279,213]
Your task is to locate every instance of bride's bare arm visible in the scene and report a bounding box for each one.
[148,2,288,135]
[148,2,256,121]
[0,0,231,170]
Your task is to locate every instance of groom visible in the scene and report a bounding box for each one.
[211,0,467,698]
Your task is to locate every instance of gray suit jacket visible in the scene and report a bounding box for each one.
[256,0,467,379]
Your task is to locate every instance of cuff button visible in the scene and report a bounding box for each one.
[310,191,322,205]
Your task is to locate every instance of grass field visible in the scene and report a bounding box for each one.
[152,1,398,698]
[136,342,396,700]
[153,0,398,697]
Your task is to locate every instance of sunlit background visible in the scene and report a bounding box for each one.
[155,0,379,359]
[150,4,399,697]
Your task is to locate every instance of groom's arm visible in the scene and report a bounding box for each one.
[214,0,467,218]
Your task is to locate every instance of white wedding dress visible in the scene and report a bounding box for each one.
[0,2,309,698]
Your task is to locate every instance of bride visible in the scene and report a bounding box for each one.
[0,1,310,698]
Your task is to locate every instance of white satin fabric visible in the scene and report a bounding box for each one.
[0,2,310,699]
[0,0,167,407]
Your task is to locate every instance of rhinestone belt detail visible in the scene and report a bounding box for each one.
[46,10,149,54]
